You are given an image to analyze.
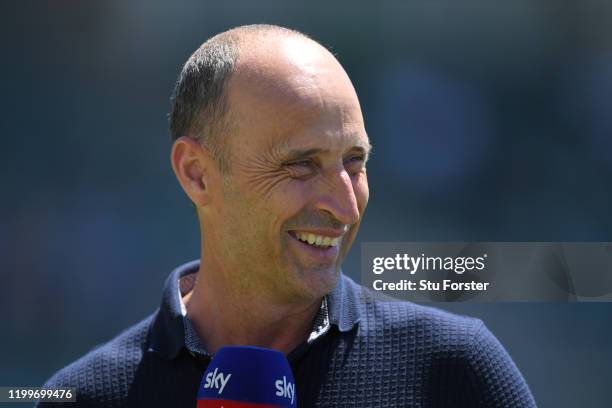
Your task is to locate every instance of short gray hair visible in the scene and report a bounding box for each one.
[168,25,312,174]
[169,33,238,173]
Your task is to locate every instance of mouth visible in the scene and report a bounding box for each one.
[290,231,341,249]
[287,228,347,262]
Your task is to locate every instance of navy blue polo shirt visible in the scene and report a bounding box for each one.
[39,261,536,407]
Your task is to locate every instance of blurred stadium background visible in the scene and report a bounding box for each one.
[1,1,612,406]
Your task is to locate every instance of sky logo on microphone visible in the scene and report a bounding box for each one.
[197,346,297,407]
[203,367,232,394]
[275,376,295,404]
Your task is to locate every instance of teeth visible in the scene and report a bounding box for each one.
[295,232,342,248]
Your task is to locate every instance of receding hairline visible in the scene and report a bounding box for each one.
[216,24,342,80]
[216,24,318,52]
[169,25,339,173]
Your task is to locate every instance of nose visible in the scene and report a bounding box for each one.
[314,169,361,227]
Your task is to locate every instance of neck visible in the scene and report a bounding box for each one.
[184,262,322,356]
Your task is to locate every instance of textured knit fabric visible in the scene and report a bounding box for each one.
[39,261,537,407]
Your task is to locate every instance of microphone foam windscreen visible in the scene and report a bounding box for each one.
[197,346,297,408]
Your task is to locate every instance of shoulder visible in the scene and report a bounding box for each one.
[345,275,483,345]
[38,314,155,407]
[347,278,536,406]
[352,277,509,367]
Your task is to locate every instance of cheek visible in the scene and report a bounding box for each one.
[239,178,308,234]
[268,181,310,225]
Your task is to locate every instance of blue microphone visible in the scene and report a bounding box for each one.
[196,346,297,408]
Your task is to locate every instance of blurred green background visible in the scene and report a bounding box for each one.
[2,1,612,406]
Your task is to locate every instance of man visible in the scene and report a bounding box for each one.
[40,25,536,407]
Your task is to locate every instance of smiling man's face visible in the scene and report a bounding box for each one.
[204,35,370,303]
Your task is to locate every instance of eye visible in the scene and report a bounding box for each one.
[288,159,315,168]
[344,155,366,175]
[346,155,365,163]
[283,158,317,179]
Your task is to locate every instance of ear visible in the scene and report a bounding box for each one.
[171,136,217,207]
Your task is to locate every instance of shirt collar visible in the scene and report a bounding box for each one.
[147,260,361,360]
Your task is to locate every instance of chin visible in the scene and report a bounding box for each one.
[292,265,340,300]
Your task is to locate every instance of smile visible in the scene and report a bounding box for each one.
[287,230,342,263]
[293,232,341,248]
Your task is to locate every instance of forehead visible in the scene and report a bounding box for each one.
[226,36,369,157]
